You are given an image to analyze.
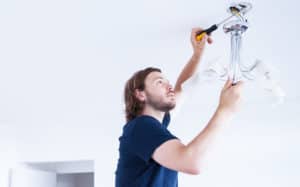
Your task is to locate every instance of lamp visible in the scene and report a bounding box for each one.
[199,2,285,105]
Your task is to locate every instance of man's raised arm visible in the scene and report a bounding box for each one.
[174,28,213,100]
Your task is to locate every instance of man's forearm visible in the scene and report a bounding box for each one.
[183,108,234,170]
[175,53,204,92]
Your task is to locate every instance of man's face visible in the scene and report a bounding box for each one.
[142,71,176,112]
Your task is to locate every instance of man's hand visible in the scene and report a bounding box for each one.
[191,28,213,56]
[218,79,244,114]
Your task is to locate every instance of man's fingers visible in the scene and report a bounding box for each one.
[192,27,203,34]
[192,28,201,38]
[207,37,213,44]
[200,34,208,43]
[191,28,214,44]
[234,81,243,86]
[233,81,244,92]
[192,28,204,39]
[223,78,232,90]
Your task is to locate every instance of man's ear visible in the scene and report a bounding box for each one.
[134,89,146,102]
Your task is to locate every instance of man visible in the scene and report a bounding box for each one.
[115,28,243,187]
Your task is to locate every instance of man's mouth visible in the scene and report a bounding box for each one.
[167,91,175,97]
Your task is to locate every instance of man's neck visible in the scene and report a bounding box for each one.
[141,107,165,124]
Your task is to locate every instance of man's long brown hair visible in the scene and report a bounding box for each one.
[124,67,161,122]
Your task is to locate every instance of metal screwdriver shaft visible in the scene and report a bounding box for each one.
[196,8,240,41]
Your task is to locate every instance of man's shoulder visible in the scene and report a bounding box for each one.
[123,115,164,135]
[128,115,160,126]
[125,114,170,129]
[123,115,155,129]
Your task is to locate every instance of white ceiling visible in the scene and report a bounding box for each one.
[0,0,299,143]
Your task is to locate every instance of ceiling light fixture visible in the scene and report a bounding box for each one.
[191,2,285,105]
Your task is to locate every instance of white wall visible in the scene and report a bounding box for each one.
[0,168,11,187]
[0,124,17,187]
[11,167,56,187]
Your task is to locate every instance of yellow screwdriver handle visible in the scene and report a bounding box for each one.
[196,32,206,41]
[196,25,218,41]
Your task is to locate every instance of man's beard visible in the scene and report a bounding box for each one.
[146,94,176,112]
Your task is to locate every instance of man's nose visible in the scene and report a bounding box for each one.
[166,83,173,91]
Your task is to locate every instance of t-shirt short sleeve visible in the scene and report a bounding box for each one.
[129,116,178,163]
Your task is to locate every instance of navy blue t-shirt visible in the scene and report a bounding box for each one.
[115,113,178,187]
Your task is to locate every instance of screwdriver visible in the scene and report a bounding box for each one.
[196,8,240,41]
